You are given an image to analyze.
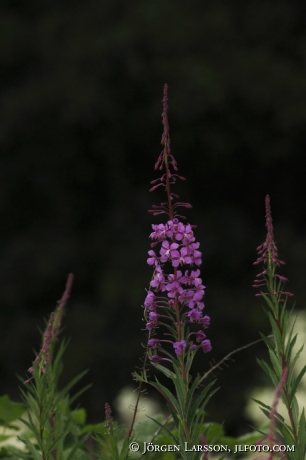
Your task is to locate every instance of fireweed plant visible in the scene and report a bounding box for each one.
[251,195,306,460]
[0,86,305,460]
[132,84,217,456]
[17,274,93,460]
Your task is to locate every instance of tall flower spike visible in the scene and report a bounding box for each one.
[144,85,211,367]
[253,195,293,298]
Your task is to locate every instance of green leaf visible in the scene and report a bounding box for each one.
[152,378,181,415]
[190,382,218,430]
[0,435,13,442]
[56,370,90,405]
[172,364,188,412]
[203,422,224,443]
[185,375,201,424]
[268,311,283,356]
[81,422,104,435]
[132,414,166,440]
[185,349,195,375]
[259,332,275,352]
[297,409,306,460]
[0,396,26,426]
[68,383,92,407]
[274,418,295,449]
[256,358,278,387]
[71,408,87,426]
[290,395,299,427]
[153,363,175,380]
[252,398,272,415]
[289,364,306,404]
[17,435,43,460]
[146,415,179,445]
[261,292,277,312]
[268,347,282,378]
[288,344,304,388]
[285,333,297,365]
[167,403,179,427]
[48,428,73,454]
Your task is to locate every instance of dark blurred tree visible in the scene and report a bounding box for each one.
[0,0,306,435]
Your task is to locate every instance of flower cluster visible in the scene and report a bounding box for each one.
[144,218,211,358]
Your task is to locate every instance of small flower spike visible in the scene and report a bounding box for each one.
[24,274,74,383]
[53,273,74,339]
[144,85,211,364]
[105,402,113,433]
[253,195,293,298]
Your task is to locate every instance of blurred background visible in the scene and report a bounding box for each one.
[0,0,306,436]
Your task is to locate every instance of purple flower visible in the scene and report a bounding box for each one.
[201,339,212,353]
[148,338,160,348]
[193,284,205,301]
[175,246,192,266]
[151,355,162,363]
[182,224,195,244]
[160,241,180,264]
[187,242,202,266]
[167,270,183,284]
[274,274,289,282]
[146,321,157,331]
[173,340,186,355]
[144,291,157,310]
[192,272,204,287]
[166,220,187,241]
[200,315,210,327]
[150,224,168,241]
[150,265,166,291]
[147,250,159,266]
[165,219,179,238]
[149,311,160,321]
[195,330,206,343]
[166,280,184,298]
[187,309,202,323]
[179,289,195,306]
[181,269,201,285]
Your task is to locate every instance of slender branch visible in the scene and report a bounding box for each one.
[128,339,151,439]
[199,336,273,385]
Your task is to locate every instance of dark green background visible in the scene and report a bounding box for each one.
[0,0,305,435]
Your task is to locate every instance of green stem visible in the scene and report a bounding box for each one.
[163,139,187,382]
[267,259,298,443]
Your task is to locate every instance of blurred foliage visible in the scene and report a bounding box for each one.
[0,0,306,436]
